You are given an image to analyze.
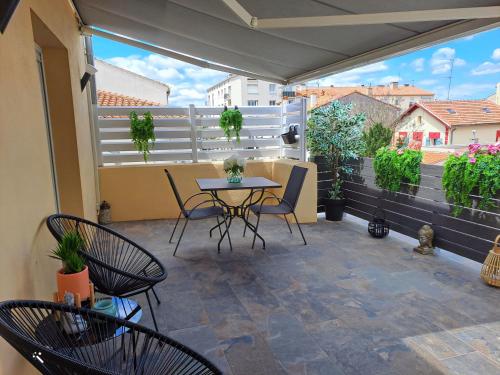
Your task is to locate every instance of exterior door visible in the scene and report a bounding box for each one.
[36,46,61,212]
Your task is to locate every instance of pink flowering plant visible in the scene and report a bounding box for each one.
[442,143,500,216]
[373,146,422,192]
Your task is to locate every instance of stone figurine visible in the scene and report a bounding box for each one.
[414,225,435,255]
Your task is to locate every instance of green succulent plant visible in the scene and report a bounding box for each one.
[50,231,85,274]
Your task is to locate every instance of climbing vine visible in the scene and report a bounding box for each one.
[442,144,500,216]
[373,146,422,192]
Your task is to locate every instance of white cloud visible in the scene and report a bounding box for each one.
[315,61,388,86]
[430,48,466,74]
[418,79,438,86]
[378,75,401,85]
[449,83,495,99]
[492,48,500,60]
[410,58,425,72]
[471,61,500,76]
[103,54,228,105]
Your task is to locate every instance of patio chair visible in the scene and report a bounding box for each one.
[164,169,232,255]
[46,214,167,331]
[0,300,222,375]
[247,165,308,248]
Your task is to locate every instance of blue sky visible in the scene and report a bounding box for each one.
[93,27,500,106]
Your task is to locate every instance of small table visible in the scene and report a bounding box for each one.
[196,177,281,249]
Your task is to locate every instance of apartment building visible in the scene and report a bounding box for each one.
[207,75,282,107]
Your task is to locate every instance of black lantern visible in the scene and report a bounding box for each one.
[368,208,389,238]
[281,125,298,144]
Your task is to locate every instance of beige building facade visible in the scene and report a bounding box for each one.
[0,1,98,373]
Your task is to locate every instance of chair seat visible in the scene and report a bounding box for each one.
[250,202,291,215]
[187,205,224,219]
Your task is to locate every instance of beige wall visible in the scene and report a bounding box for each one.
[99,160,317,223]
[395,108,448,144]
[0,1,97,373]
[451,124,500,145]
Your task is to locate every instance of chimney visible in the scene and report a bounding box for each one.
[496,82,500,105]
[310,94,317,108]
[390,81,399,90]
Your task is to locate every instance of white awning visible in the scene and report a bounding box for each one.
[73,0,500,84]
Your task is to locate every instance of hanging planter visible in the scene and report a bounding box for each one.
[368,208,390,238]
[129,111,155,162]
[219,106,243,142]
[281,125,298,144]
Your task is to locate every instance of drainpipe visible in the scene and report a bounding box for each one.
[83,35,102,213]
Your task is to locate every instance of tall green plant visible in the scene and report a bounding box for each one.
[130,111,155,162]
[307,101,365,196]
[362,123,393,157]
[219,107,243,142]
[442,144,500,216]
[373,147,422,192]
[50,231,85,274]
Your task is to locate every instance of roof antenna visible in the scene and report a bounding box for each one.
[446,57,455,100]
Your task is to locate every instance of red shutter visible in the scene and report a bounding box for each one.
[429,132,440,140]
[399,131,408,138]
[412,132,423,141]
[497,130,500,142]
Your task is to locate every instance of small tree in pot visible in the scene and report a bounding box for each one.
[307,101,365,221]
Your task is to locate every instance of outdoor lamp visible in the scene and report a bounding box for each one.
[80,63,97,91]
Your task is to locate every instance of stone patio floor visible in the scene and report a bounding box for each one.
[109,215,500,375]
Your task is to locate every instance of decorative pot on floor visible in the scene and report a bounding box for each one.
[98,200,111,225]
[480,235,500,287]
[325,198,345,221]
[56,266,90,301]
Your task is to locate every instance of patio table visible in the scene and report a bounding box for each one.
[196,177,281,249]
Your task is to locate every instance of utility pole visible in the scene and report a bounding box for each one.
[446,58,455,100]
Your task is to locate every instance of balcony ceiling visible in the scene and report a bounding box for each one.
[73,0,500,83]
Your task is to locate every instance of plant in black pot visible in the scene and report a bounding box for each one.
[307,100,365,221]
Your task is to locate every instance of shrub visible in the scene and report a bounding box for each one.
[307,101,365,197]
[373,146,422,192]
[362,123,393,157]
[442,144,500,216]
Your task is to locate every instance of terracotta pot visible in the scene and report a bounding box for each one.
[56,266,90,301]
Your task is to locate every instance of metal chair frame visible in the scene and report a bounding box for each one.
[165,169,232,255]
[46,214,167,332]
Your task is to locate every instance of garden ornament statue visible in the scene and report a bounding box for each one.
[414,225,435,255]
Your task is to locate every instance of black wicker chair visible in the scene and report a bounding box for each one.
[247,165,308,248]
[46,214,167,331]
[0,300,221,375]
[164,169,232,256]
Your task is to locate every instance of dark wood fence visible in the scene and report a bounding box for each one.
[313,156,500,263]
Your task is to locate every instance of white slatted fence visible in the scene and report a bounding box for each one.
[97,98,306,165]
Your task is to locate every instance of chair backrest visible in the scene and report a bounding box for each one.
[46,214,166,296]
[282,165,308,210]
[0,300,222,375]
[164,169,187,215]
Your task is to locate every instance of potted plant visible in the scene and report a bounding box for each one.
[307,101,365,221]
[219,106,243,142]
[129,111,155,162]
[223,155,246,183]
[50,231,90,301]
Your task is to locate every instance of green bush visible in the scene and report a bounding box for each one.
[307,101,365,197]
[442,144,500,216]
[373,147,422,192]
[362,123,393,157]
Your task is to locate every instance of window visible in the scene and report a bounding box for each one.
[269,84,276,94]
[248,100,258,106]
[429,132,441,145]
[446,108,456,114]
[269,100,276,106]
[416,115,422,125]
[483,107,491,113]
[247,84,258,94]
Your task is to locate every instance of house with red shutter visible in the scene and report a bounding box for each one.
[394,100,500,146]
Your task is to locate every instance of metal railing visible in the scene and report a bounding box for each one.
[96,98,306,165]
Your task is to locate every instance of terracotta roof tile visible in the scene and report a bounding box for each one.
[418,100,500,126]
[298,85,433,99]
[97,90,160,107]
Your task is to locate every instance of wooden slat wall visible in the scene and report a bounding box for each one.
[97,100,307,165]
[313,156,500,262]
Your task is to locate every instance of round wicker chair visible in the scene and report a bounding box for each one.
[0,300,221,375]
[46,214,167,331]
